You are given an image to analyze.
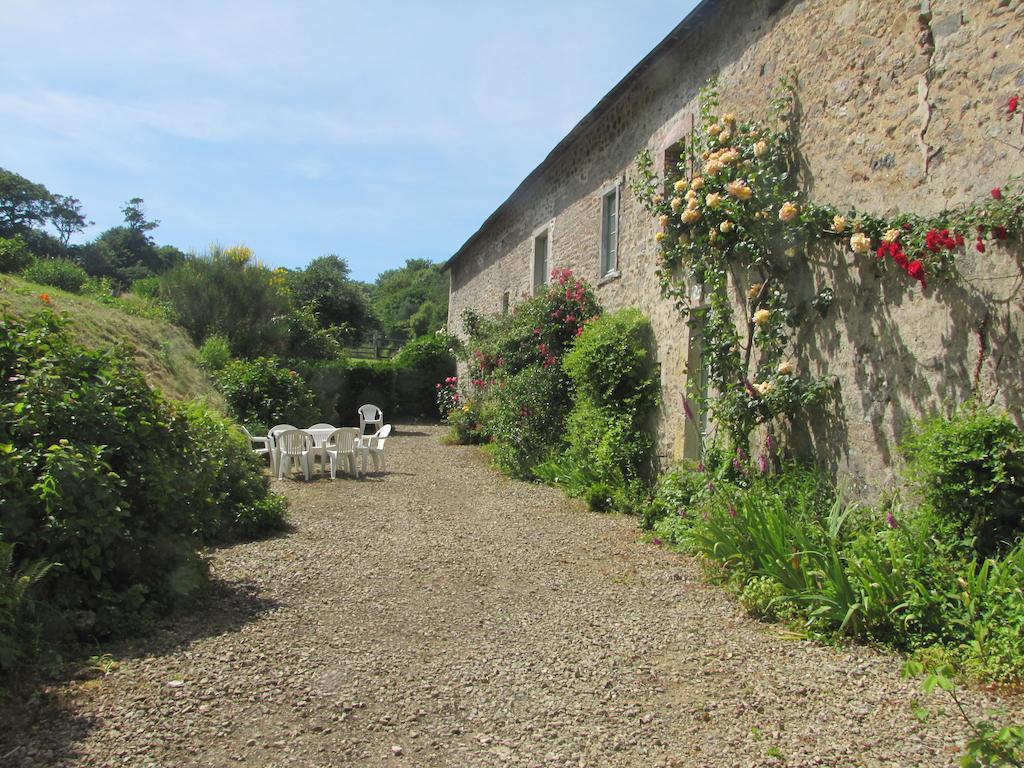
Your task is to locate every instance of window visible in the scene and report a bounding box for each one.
[600,185,619,278]
[501,289,510,315]
[532,227,550,293]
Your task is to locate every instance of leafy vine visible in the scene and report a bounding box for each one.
[632,78,1024,453]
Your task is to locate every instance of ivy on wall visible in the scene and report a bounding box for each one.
[632,78,1024,452]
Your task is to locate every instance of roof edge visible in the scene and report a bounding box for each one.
[443,0,718,273]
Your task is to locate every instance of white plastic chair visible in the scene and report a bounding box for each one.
[323,427,360,479]
[237,425,271,463]
[275,429,315,480]
[268,424,297,476]
[359,424,392,474]
[357,404,383,437]
[309,422,335,431]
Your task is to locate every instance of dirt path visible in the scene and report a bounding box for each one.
[1,426,1008,767]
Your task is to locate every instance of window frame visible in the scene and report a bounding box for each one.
[531,222,552,294]
[598,180,620,281]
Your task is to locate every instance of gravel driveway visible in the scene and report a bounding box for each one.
[1,425,1014,767]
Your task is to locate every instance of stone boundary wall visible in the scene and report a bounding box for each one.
[447,0,1023,493]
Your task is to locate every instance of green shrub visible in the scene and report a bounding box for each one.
[536,309,659,513]
[214,357,319,431]
[393,333,456,418]
[488,363,569,478]
[902,403,1024,555]
[0,236,33,273]
[0,312,286,658]
[198,334,233,372]
[160,246,290,358]
[337,359,397,423]
[644,461,707,529]
[171,402,288,542]
[957,544,1024,683]
[288,358,350,424]
[0,541,56,672]
[21,258,89,293]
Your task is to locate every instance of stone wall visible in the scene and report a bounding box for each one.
[446,0,1024,494]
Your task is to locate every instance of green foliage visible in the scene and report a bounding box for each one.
[371,258,449,341]
[214,357,319,431]
[198,334,233,372]
[0,236,33,273]
[905,661,1024,768]
[537,309,660,513]
[337,359,396,421]
[0,311,285,652]
[902,403,1024,556]
[282,302,345,360]
[392,333,456,418]
[453,270,601,478]
[644,461,707,529]
[171,402,288,542]
[20,258,89,294]
[488,363,568,478]
[159,245,290,358]
[286,255,373,344]
[0,541,56,672]
[0,167,52,236]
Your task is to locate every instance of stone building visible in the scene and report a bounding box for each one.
[443,0,1024,493]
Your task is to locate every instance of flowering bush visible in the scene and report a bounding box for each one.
[436,376,460,419]
[452,269,601,477]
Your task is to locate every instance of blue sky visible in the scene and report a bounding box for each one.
[1,0,697,282]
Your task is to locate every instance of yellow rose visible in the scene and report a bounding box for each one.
[658,214,670,228]
[747,283,761,299]
[881,228,901,244]
[832,214,846,233]
[705,192,723,209]
[707,123,722,136]
[753,140,769,158]
[681,208,701,224]
[673,178,688,192]
[670,197,683,212]
[849,232,871,254]
[686,196,699,210]
[704,160,724,176]
[753,381,774,396]
[720,220,735,234]
[726,180,753,200]
[719,129,732,143]
[722,113,735,124]
[691,176,704,190]
[655,231,665,243]
[652,194,664,205]
[777,360,794,376]
[685,188,698,200]
[778,201,799,222]
[753,308,771,326]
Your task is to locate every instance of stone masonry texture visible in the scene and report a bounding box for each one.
[446,0,1024,494]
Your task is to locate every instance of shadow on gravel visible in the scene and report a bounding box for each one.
[0,577,278,767]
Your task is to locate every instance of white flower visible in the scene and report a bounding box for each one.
[849,232,871,254]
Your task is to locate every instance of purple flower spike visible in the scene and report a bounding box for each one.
[732,458,743,472]
[696,461,705,473]
[757,454,768,474]
[765,434,775,453]
[677,508,688,518]
[682,396,695,422]
[736,447,747,462]
[728,504,738,519]
[707,481,716,494]
[885,510,899,530]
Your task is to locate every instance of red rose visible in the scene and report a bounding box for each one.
[893,249,908,267]
[992,187,1002,200]
[954,232,965,246]
[976,238,986,253]
[1010,95,1020,114]
[993,225,1008,240]
[906,260,925,282]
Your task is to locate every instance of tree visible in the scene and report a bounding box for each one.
[121,197,159,232]
[49,194,91,247]
[287,255,375,343]
[0,168,52,237]
[371,258,449,340]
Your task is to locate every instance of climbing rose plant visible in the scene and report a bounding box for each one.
[633,78,1024,451]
